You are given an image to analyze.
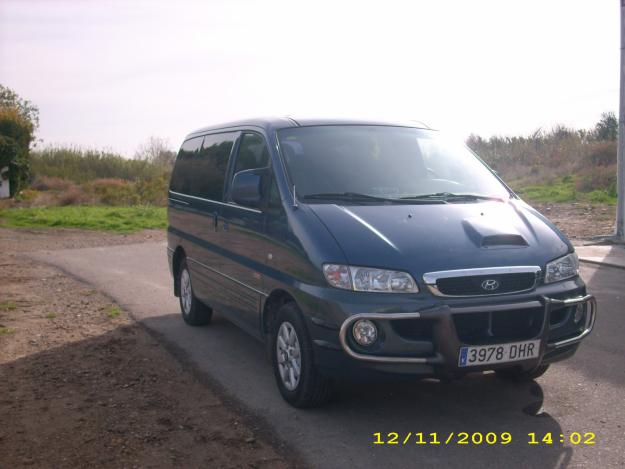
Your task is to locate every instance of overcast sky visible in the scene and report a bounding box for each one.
[0,0,619,156]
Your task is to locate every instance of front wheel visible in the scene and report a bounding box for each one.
[178,258,212,326]
[271,302,333,408]
[496,364,550,382]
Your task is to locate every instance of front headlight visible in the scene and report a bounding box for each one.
[322,264,419,293]
[545,252,579,284]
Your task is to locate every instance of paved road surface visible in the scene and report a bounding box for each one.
[31,243,625,469]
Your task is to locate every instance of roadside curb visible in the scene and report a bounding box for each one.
[579,258,625,271]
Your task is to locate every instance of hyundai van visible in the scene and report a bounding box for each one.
[167,118,596,408]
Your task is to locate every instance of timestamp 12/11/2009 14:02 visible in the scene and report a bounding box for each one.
[372,432,597,446]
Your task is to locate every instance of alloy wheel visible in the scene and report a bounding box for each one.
[276,321,302,391]
[180,268,192,315]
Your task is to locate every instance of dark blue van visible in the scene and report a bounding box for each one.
[167,117,596,408]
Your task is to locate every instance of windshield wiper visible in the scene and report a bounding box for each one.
[301,192,446,204]
[399,192,504,202]
[301,192,395,202]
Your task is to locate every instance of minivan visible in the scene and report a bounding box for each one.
[167,117,596,408]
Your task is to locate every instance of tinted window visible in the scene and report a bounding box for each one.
[198,133,237,200]
[169,136,203,194]
[277,126,509,200]
[233,133,269,175]
[169,132,236,200]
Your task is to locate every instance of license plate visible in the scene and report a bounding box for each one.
[458,339,540,367]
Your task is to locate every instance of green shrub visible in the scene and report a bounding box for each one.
[58,186,90,206]
[135,175,169,205]
[575,165,617,192]
[467,116,618,196]
[588,141,617,166]
[15,188,39,201]
[587,189,617,204]
[31,176,75,191]
[83,179,139,206]
[0,85,39,197]
[30,146,170,183]
[0,108,33,196]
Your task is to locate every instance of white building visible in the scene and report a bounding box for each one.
[0,166,10,199]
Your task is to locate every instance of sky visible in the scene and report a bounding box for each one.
[0,0,619,156]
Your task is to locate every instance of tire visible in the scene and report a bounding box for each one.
[271,302,333,408]
[496,364,550,382]
[178,258,212,326]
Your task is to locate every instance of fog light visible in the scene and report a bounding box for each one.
[573,304,586,323]
[352,319,378,346]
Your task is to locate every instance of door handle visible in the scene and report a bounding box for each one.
[213,211,218,232]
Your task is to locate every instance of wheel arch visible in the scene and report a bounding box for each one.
[261,289,297,338]
[172,246,186,297]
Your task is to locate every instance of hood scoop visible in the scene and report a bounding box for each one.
[481,234,528,247]
[462,216,528,248]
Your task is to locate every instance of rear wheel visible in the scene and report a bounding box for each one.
[178,258,212,326]
[496,364,549,382]
[271,302,333,408]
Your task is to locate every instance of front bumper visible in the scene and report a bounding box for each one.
[309,288,596,379]
[338,294,595,365]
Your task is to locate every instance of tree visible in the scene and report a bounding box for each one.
[550,124,575,141]
[465,133,485,151]
[134,136,176,167]
[594,111,618,141]
[0,84,39,131]
[0,85,38,196]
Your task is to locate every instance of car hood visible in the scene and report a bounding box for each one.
[308,199,571,277]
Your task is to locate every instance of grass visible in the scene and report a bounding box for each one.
[0,327,14,335]
[0,205,167,233]
[45,313,57,319]
[515,179,578,203]
[0,301,17,312]
[514,178,617,205]
[586,189,618,204]
[106,306,121,318]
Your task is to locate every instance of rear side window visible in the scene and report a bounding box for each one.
[197,133,237,200]
[233,133,269,175]
[170,132,237,200]
[169,137,202,195]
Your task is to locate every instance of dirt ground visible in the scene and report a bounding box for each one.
[532,202,616,242]
[0,228,296,469]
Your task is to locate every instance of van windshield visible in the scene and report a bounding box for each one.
[277,126,510,202]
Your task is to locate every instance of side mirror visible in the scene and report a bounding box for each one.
[230,169,265,208]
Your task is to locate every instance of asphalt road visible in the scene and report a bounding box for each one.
[31,243,625,469]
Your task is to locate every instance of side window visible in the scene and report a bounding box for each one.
[233,133,270,175]
[169,136,203,195]
[196,132,237,200]
[169,132,236,201]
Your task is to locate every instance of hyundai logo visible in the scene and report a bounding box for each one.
[481,279,500,291]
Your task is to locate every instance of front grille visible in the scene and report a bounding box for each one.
[391,319,434,341]
[436,272,537,296]
[453,307,543,344]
